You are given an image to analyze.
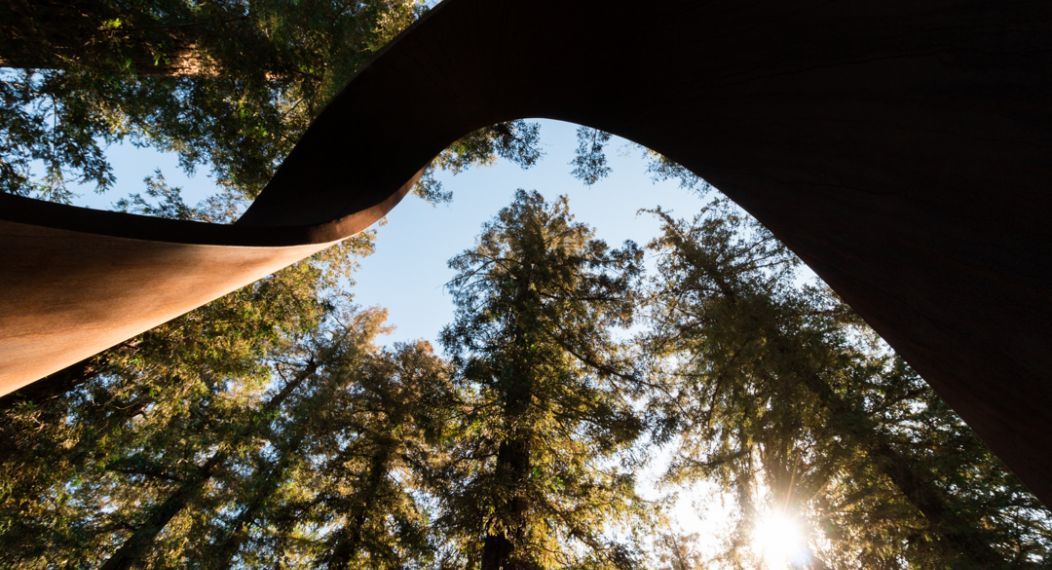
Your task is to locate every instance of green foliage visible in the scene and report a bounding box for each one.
[641,150,711,195]
[0,0,541,202]
[0,298,456,568]
[435,190,649,568]
[0,172,374,567]
[643,200,1052,568]
[570,127,612,186]
[304,338,455,569]
[0,146,1047,568]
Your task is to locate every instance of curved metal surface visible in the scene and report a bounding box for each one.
[2,0,1051,503]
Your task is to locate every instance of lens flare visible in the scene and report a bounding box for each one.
[751,509,810,569]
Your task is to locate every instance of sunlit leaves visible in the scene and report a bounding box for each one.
[643,202,1052,568]
[436,190,648,568]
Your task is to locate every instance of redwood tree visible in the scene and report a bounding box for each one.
[436,190,649,568]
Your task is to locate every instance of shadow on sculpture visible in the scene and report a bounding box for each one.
[1,0,1050,504]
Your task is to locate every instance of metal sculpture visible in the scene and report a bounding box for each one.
[2,0,1050,503]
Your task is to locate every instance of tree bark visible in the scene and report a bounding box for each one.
[801,370,1007,567]
[481,438,533,570]
[101,452,224,570]
[323,440,396,569]
[690,242,1008,566]
[98,358,318,569]
[481,276,536,570]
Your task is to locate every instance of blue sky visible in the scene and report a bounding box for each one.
[351,120,711,347]
[78,119,712,350]
[70,118,804,556]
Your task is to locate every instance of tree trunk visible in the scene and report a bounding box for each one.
[481,437,532,570]
[323,440,396,569]
[802,372,1007,567]
[478,270,544,570]
[101,452,224,570]
[693,246,1007,566]
[208,438,303,568]
[99,358,318,569]
[481,311,535,569]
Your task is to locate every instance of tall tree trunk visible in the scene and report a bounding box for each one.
[691,247,1007,566]
[800,369,1006,566]
[99,358,318,569]
[207,433,305,568]
[323,438,397,569]
[481,437,532,570]
[481,294,535,570]
[101,452,224,570]
[479,270,545,570]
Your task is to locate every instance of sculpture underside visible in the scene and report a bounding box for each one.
[1,0,1050,504]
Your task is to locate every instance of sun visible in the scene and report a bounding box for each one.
[750,509,810,569]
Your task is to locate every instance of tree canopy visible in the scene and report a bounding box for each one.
[1,3,1049,567]
[4,189,1048,568]
[0,0,541,202]
[643,201,1052,568]
[434,190,647,568]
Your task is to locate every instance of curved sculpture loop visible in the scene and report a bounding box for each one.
[2,0,1051,504]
